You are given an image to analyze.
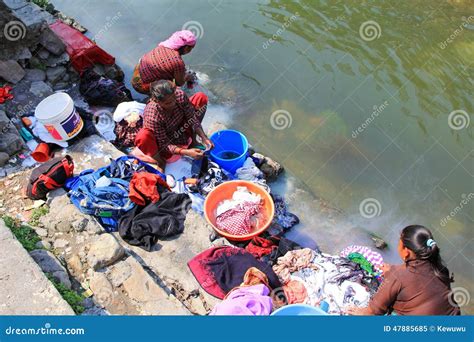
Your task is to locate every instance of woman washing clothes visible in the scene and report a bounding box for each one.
[347,225,460,315]
[131,80,213,172]
[132,30,197,94]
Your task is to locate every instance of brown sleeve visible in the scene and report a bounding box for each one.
[369,268,402,315]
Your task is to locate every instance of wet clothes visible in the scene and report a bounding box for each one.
[369,260,461,316]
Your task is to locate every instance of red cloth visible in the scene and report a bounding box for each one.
[245,236,278,259]
[129,172,170,206]
[49,21,115,73]
[215,202,261,236]
[0,86,13,104]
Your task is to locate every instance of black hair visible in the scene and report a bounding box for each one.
[401,225,453,285]
[177,45,192,55]
[150,80,175,101]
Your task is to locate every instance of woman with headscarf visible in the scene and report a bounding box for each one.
[131,80,213,172]
[132,30,197,94]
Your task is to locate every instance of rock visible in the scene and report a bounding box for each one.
[0,110,10,132]
[72,218,89,232]
[3,0,28,10]
[0,60,25,84]
[45,52,69,67]
[29,81,52,97]
[35,240,51,249]
[55,221,72,233]
[53,239,69,249]
[86,220,103,235]
[29,249,71,289]
[24,68,46,82]
[371,235,388,250]
[81,297,94,309]
[89,272,114,308]
[62,73,70,82]
[251,152,265,167]
[16,47,32,60]
[57,12,87,33]
[81,306,109,316]
[53,82,70,91]
[0,133,23,156]
[67,254,83,276]
[37,49,50,60]
[87,234,125,270]
[260,157,283,182]
[107,260,132,287]
[0,152,9,167]
[46,66,66,84]
[12,3,54,31]
[39,27,66,56]
[34,227,48,237]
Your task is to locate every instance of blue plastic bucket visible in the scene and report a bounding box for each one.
[210,129,249,174]
[271,304,329,316]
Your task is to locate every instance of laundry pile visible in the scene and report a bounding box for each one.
[64,156,191,250]
[272,247,383,314]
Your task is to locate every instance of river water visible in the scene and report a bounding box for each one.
[52,0,473,313]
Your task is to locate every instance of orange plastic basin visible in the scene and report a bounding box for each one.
[204,180,275,241]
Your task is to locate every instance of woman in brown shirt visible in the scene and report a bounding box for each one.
[347,225,460,315]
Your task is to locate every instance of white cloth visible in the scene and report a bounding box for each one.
[31,121,68,147]
[216,186,261,216]
[113,101,146,122]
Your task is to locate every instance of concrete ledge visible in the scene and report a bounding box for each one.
[0,219,75,315]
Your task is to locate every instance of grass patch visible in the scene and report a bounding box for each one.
[32,0,49,8]
[3,216,41,252]
[46,274,85,314]
[28,206,49,227]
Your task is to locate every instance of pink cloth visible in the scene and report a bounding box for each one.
[340,245,384,273]
[216,202,261,236]
[209,284,273,316]
[159,30,196,50]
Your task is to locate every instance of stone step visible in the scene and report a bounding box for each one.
[0,219,75,315]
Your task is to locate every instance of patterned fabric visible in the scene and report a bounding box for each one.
[216,202,261,236]
[340,245,384,274]
[114,117,143,148]
[139,46,185,84]
[131,63,150,94]
[142,89,206,156]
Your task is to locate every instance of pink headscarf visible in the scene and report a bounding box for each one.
[159,30,197,50]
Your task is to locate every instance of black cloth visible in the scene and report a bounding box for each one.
[118,191,191,251]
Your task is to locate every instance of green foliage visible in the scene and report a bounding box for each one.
[2,216,41,252]
[46,274,85,314]
[31,0,49,9]
[28,206,49,226]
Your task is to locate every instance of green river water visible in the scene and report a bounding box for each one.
[52,0,473,313]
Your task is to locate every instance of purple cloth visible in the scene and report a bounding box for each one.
[209,284,273,316]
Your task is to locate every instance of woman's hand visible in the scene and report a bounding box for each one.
[182,148,204,159]
[202,137,214,151]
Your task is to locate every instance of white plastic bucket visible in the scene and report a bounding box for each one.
[34,92,83,141]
